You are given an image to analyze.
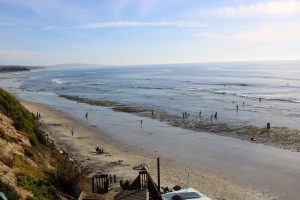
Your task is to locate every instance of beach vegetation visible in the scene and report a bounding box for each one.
[17,173,59,200]
[0,88,87,199]
[46,156,84,197]
[14,154,44,179]
[0,88,35,134]
[33,127,49,146]
[0,153,14,167]
[0,129,20,143]
[23,147,35,159]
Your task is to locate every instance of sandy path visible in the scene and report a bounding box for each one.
[22,101,274,200]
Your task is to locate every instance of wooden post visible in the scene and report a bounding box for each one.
[92,176,95,193]
[157,157,160,193]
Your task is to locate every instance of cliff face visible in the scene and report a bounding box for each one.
[0,111,33,199]
[0,88,83,200]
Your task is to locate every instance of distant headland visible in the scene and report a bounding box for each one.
[0,65,37,73]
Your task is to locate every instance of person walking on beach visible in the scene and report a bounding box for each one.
[236,105,239,112]
[71,128,74,136]
[85,112,88,120]
[214,112,218,118]
[36,112,41,120]
[113,174,117,184]
[109,174,113,186]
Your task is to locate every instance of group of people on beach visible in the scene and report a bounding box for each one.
[179,98,263,124]
[108,174,117,186]
[36,112,41,120]
[74,97,263,135]
[95,146,104,154]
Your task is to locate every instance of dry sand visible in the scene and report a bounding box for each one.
[22,101,275,200]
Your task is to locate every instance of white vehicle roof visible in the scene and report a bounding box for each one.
[161,187,212,200]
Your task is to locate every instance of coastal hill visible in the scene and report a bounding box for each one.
[0,65,39,73]
[0,88,85,199]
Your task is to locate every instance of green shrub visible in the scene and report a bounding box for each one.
[33,128,48,146]
[14,154,43,180]
[17,173,60,200]
[0,178,20,200]
[24,148,35,159]
[46,157,83,197]
[0,88,35,134]
[0,88,50,148]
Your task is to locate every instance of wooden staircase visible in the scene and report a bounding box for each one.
[79,170,162,200]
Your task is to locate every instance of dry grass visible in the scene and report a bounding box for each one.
[0,154,14,167]
[47,155,86,197]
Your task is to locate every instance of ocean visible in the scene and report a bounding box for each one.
[2,61,300,130]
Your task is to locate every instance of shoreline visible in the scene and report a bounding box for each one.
[60,95,300,152]
[21,100,275,200]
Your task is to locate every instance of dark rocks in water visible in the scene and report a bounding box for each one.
[112,106,151,113]
[60,95,116,107]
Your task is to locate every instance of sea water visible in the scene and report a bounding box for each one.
[2,61,300,130]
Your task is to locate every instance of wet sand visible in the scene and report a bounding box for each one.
[20,100,280,200]
[59,95,300,152]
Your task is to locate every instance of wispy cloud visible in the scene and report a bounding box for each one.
[112,0,183,16]
[77,21,205,29]
[138,0,165,15]
[0,49,27,57]
[192,32,225,39]
[0,22,14,26]
[230,24,300,42]
[44,25,63,30]
[0,49,68,65]
[0,49,55,59]
[193,21,300,43]
[205,0,300,17]
[2,0,92,21]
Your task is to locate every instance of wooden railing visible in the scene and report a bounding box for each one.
[92,174,109,194]
[129,170,162,200]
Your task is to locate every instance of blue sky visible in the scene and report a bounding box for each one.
[1,0,300,65]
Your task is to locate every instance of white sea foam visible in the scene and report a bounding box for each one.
[51,79,65,84]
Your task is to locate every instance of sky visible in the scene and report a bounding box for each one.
[0,0,300,66]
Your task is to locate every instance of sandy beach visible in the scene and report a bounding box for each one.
[20,100,277,200]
